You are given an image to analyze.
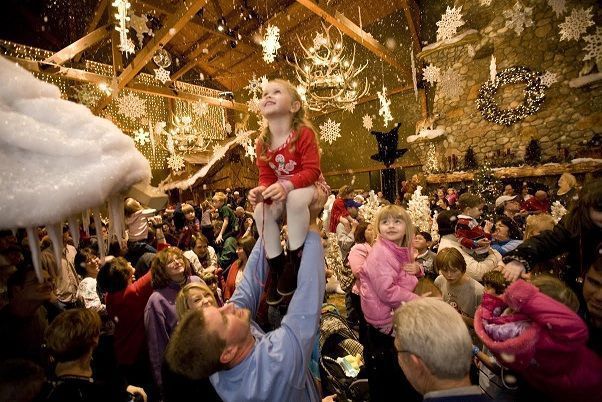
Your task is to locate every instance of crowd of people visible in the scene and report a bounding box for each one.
[0,76,600,402]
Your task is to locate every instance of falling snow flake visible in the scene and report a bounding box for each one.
[503,2,534,36]
[116,92,146,120]
[319,118,341,145]
[422,64,441,85]
[559,7,594,41]
[583,27,602,64]
[154,67,171,84]
[539,71,558,87]
[547,0,566,18]
[261,25,281,63]
[133,128,150,145]
[362,114,373,131]
[167,154,185,171]
[192,100,209,117]
[439,68,463,99]
[436,6,465,42]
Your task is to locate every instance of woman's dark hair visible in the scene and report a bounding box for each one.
[237,236,256,262]
[565,178,602,233]
[495,216,523,240]
[151,248,192,289]
[354,221,370,244]
[97,257,132,293]
[437,209,460,236]
[74,247,98,278]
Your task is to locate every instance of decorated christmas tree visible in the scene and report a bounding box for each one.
[359,190,381,224]
[407,186,431,232]
[471,163,497,219]
[464,146,478,170]
[525,138,542,166]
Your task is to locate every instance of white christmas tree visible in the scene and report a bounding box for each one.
[430,210,440,243]
[359,190,382,224]
[407,186,431,232]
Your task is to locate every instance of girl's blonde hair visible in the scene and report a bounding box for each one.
[530,274,580,312]
[524,214,555,239]
[176,282,217,319]
[257,79,319,160]
[373,205,414,247]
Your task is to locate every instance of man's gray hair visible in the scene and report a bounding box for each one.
[394,298,472,380]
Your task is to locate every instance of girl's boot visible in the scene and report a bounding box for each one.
[277,246,303,296]
[266,252,285,305]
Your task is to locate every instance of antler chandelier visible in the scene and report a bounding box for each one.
[290,24,369,113]
[164,115,213,154]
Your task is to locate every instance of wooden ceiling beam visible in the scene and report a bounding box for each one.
[94,0,209,113]
[44,24,111,66]
[74,0,109,62]
[9,56,247,112]
[295,0,411,79]
[399,0,421,53]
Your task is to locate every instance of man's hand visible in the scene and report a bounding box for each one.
[248,186,266,205]
[476,238,491,248]
[262,182,287,202]
[502,260,526,282]
[126,385,147,402]
[403,262,422,276]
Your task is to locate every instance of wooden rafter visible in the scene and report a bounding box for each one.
[8,56,247,112]
[94,0,209,113]
[44,24,111,65]
[399,0,421,53]
[295,0,411,79]
[74,0,108,62]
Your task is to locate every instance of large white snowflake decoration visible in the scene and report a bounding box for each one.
[247,96,261,114]
[224,122,232,135]
[551,200,567,224]
[436,6,465,42]
[116,92,146,120]
[260,25,281,63]
[377,87,393,127]
[362,114,373,131]
[133,128,150,145]
[167,154,185,172]
[244,74,267,97]
[407,186,431,232]
[479,0,492,6]
[539,71,558,87]
[439,68,463,99]
[244,138,256,161]
[128,13,153,47]
[319,118,341,145]
[343,101,357,113]
[583,27,602,65]
[559,7,594,41]
[154,67,171,84]
[422,64,441,85]
[192,100,209,117]
[74,85,101,108]
[547,0,566,18]
[503,2,534,36]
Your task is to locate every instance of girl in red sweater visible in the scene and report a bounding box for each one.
[248,79,329,305]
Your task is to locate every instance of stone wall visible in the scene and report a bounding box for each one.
[414,0,601,172]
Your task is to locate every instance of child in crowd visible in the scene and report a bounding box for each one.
[248,79,329,305]
[456,192,493,257]
[434,247,484,329]
[201,271,224,307]
[359,204,423,402]
[176,203,200,249]
[413,231,437,281]
[446,187,458,207]
[328,185,354,233]
[482,270,509,295]
[475,276,602,401]
[212,192,237,246]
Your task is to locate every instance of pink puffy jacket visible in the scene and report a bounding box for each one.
[475,280,602,402]
[359,238,419,334]
[348,242,371,295]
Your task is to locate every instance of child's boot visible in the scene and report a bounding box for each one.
[266,252,285,305]
[277,246,303,296]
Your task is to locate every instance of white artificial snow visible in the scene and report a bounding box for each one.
[406,127,446,143]
[568,73,602,88]
[571,158,602,164]
[0,56,151,229]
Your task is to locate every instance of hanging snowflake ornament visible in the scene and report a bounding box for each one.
[133,128,150,145]
[167,154,185,172]
[244,138,256,162]
[377,87,393,127]
[547,0,566,18]
[343,101,357,113]
[436,6,465,42]
[260,25,281,63]
[73,85,101,108]
[224,122,232,135]
[410,47,418,101]
[583,27,602,65]
[113,0,135,55]
[439,68,463,99]
[116,92,146,120]
[154,67,171,84]
[128,13,153,47]
[539,71,558,87]
[246,96,261,114]
[153,48,172,68]
[192,100,209,117]
[559,7,594,41]
[319,118,341,145]
[422,64,441,85]
[362,114,373,131]
[244,74,265,97]
[503,2,534,36]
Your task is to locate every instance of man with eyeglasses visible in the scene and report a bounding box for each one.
[393,298,488,401]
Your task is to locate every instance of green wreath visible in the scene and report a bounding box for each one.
[475,66,546,126]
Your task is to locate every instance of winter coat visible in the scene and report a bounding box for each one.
[474,280,602,402]
[348,242,371,295]
[359,238,419,334]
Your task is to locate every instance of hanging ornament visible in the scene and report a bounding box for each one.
[244,138,256,162]
[559,7,594,41]
[422,64,441,85]
[547,0,567,18]
[260,25,281,63]
[439,68,463,99]
[490,55,497,84]
[167,154,185,172]
[113,0,135,55]
[583,27,602,65]
[362,114,373,131]
[246,96,261,114]
[503,2,534,36]
[436,6,465,42]
[224,122,232,135]
[153,48,172,68]
[133,128,150,145]
[342,101,357,113]
[154,67,171,84]
[377,87,393,127]
[319,118,342,145]
[116,92,146,120]
[244,74,268,97]
[410,47,418,101]
[192,100,209,117]
[128,13,153,47]
[539,71,558,87]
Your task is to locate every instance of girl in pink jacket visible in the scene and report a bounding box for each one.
[475,279,602,402]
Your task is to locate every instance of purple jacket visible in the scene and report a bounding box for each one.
[144,276,201,387]
[359,238,419,334]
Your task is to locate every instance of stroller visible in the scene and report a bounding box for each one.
[319,310,369,402]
